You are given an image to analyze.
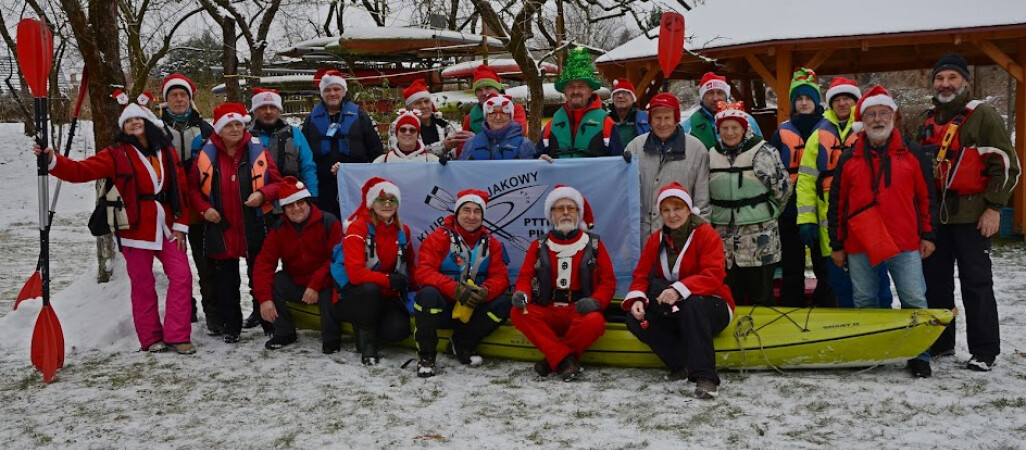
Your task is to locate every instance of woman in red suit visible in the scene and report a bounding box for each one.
[35,91,195,354]
[622,182,735,399]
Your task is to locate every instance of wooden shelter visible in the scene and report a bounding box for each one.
[596,0,1026,233]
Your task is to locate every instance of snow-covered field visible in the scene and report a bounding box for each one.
[1,123,1025,448]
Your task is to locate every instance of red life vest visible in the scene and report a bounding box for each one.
[920,101,989,195]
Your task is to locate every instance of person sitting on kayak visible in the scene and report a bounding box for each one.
[623,182,735,400]
[511,185,616,381]
[412,189,511,377]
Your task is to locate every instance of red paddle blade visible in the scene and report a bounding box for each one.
[657,12,686,79]
[31,305,65,383]
[14,271,43,311]
[72,66,89,116]
[15,19,53,98]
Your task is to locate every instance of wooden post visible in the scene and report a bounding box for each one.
[776,47,793,121]
[1015,39,1026,234]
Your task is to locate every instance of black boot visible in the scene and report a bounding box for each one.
[243,309,261,329]
[356,328,379,366]
[190,297,199,323]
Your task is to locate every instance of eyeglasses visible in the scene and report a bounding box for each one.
[863,110,893,121]
[374,198,398,206]
[397,126,418,135]
[551,205,578,213]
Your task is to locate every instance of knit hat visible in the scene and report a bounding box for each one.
[544,184,595,230]
[392,109,422,134]
[315,68,348,95]
[656,182,701,216]
[931,53,971,80]
[403,79,433,106]
[455,189,488,214]
[852,85,897,133]
[483,93,514,115]
[362,176,400,209]
[251,87,283,111]
[113,90,160,128]
[825,77,861,107]
[211,102,251,134]
[698,72,730,100]
[555,47,602,93]
[789,67,821,106]
[161,73,196,100]
[611,78,638,103]
[647,92,681,123]
[278,176,311,206]
[714,101,749,132]
[472,65,504,92]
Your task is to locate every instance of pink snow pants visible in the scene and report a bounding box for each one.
[122,236,194,349]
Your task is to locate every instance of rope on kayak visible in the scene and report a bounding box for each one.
[732,306,818,375]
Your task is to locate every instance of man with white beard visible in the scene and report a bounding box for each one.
[827,85,937,378]
[917,54,1019,371]
[510,185,616,381]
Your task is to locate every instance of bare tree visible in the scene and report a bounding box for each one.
[119,0,205,96]
[197,0,283,101]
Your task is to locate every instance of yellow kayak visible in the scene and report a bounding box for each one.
[286,303,952,370]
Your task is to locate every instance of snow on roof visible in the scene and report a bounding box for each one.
[597,0,1026,64]
[278,37,340,57]
[431,84,612,107]
[440,59,559,78]
[211,75,314,94]
[337,26,504,47]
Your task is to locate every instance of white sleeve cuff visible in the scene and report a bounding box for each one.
[172,223,189,234]
[671,282,691,300]
[47,155,57,171]
[625,290,648,301]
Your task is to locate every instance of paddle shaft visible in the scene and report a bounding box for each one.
[46,69,88,230]
[35,96,50,306]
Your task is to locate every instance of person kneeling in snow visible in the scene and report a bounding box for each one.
[252,177,343,352]
[413,190,511,377]
[623,183,735,400]
[511,185,616,381]
[35,91,195,355]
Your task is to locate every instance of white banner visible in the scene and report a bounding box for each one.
[337,157,641,294]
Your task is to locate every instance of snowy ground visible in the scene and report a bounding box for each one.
[1,123,1026,448]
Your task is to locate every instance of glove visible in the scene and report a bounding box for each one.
[574,297,601,315]
[388,273,408,292]
[622,150,632,163]
[512,291,528,309]
[454,282,475,306]
[466,285,489,308]
[438,152,449,165]
[798,223,819,247]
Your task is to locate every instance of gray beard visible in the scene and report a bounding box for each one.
[553,221,578,234]
[937,85,968,103]
[866,124,894,145]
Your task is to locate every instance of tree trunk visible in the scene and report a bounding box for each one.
[61,0,127,283]
[222,17,242,103]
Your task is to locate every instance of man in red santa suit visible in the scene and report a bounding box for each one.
[511,185,616,381]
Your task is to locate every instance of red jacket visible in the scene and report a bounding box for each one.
[187,131,281,259]
[343,212,416,298]
[415,216,510,302]
[253,205,342,303]
[622,223,735,314]
[835,129,933,254]
[49,142,188,250]
[514,231,616,309]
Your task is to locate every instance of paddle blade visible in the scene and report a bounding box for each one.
[657,12,686,79]
[72,66,89,116]
[14,271,43,310]
[16,19,53,98]
[31,305,65,383]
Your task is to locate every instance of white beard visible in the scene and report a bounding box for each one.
[865,123,894,145]
[553,221,578,234]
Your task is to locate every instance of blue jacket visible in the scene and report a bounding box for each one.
[252,123,319,197]
[459,122,535,160]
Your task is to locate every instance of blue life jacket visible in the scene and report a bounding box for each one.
[438,228,505,285]
[462,133,526,161]
[634,110,651,136]
[309,101,359,158]
[330,224,414,312]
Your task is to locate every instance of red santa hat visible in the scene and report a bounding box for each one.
[251,87,283,111]
[852,85,897,133]
[483,93,514,115]
[544,184,595,230]
[656,182,701,216]
[455,189,489,214]
[212,102,252,134]
[611,78,638,103]
[698,72,730,100]
[161,73,196,100]
[472,64,504,92]
[113,90,160,128]
[714,101,749,132]
[647,92,681,123]
[362,176,401,209]
[403,79,433,107]
[278,176,311,206]
[315,68,348,95]
[392,109,422,134]
[825,77,862,107]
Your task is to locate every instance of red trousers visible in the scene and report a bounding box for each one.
[511,303,605,370]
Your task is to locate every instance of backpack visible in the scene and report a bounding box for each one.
[330,224,414,313]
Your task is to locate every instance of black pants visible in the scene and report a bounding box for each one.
[336,283,410,342]
[625,284,731,384]
[270,271,339,342]
[413,286,512,357]
[725,263,776,306]
[779,217,835,307]
[187,226,218,324]
[211,258,244,336]
[923,223,1000,359]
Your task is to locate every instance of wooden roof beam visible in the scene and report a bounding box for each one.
[973,39,1025,82]
[776,47,793,119]
[745,54,778,88]
[804,48,835,71]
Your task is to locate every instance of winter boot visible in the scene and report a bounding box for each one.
[447,340,483,366]
[534,359,553,377]
[322,339,341,355]
[265,334,297,350]
[417,353,437,378]
[665,367,689,381]
[556,355,582,382]
[146,341,167,353]
[356,328,379,366]
[170,342,196,355]
[967,356,995,372]
[908,358,932,378]
[190,297,199,323]
[223,333,240,344]
[243,309,261,329]
[694,378,718,399]
[205,314,224,336]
